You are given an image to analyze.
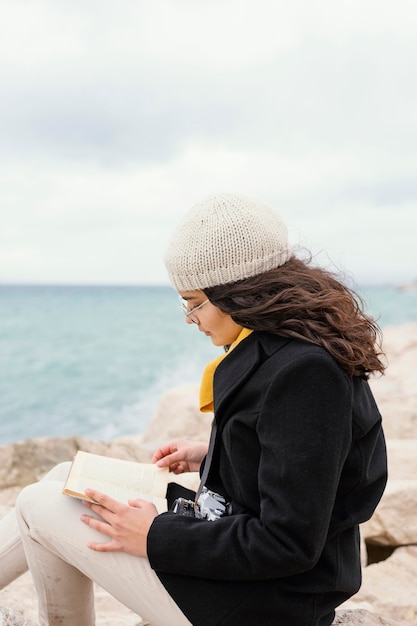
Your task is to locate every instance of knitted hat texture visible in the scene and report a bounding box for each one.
[164,193,291,291]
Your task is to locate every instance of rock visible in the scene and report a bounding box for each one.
[0,384,208,494]
[0,436,112,490]
[333,608,402,624]
[0,604,402,626]
[340,546,417,625]
[0,489,21,509]
[362,479,417,547]
[0,607,35,626]
[141,383,212,446]
[0,436,152,493]
[385,439,417,481]
[369,323,417,439]
[0,572,148,626]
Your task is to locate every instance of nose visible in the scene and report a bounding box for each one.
[185,315,195,325]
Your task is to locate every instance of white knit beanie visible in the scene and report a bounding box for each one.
[164,193,291,291]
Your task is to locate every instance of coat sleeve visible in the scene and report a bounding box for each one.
[147,352,355,580]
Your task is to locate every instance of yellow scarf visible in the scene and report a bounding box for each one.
[199,328,253,412]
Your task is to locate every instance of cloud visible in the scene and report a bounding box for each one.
[0,0,416,285]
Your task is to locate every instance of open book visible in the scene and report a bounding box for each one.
[63,450,169,513]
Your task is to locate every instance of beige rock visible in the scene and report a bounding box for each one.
[0,437,80,489]
[141,383,212,446]
[0,606,34,626]
[2,605,402,626]
[341,546,417,625]
[0,571,147,626]
[369,323,417,439]
[333,609,403,625]
[0,436,154,493]
[0,437,113,490]
[362,479,417,546]
[0,489,21,509]
[385,439,417,481]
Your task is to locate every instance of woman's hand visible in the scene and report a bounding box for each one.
[80,489,158,557]
[152,439,208,474]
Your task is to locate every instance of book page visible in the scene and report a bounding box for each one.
[63,451,169,513]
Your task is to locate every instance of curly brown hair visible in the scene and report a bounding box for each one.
[204,256,386,379]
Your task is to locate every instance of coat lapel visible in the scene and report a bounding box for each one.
[213,332,292,426]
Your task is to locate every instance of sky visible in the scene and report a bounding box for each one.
[1,0,416,287]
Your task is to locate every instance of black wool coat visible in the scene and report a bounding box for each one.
[147,332,387,626]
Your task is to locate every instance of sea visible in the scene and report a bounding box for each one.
[1,283,416,446]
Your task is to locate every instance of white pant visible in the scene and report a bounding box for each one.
[0,462,191,626]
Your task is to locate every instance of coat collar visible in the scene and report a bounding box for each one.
[213,331,292,423]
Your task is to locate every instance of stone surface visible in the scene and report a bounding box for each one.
[0,607,34,626]
[340,546,417,625]
[0,574,148,626]
[0,435,152,492]
[369,323,417,439]
[362,479,417,546]
[333,609,403,625]
[141,383,212,446]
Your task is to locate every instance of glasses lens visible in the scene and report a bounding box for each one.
[178,298,189,315]
[178,297,208,318]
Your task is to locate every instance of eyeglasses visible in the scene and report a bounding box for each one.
[178,297,209,321]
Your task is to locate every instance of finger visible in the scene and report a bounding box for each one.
[80,513,113,538]
[169,462,186,474]
[151,446,169,463]
[87,540,120,553]
[127,499,158,515]
[154,450,185,469]
[152,441,179,462]
[127,498,146,508]
[84,489,121,513]
[81,500,114,525]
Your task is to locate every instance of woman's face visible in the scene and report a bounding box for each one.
[179,290,243,347]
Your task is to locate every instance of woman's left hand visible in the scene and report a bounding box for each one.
[80,488,158,557]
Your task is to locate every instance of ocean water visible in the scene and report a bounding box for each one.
[0,283,416,445]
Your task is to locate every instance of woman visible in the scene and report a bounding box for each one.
[1,193,387,626]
